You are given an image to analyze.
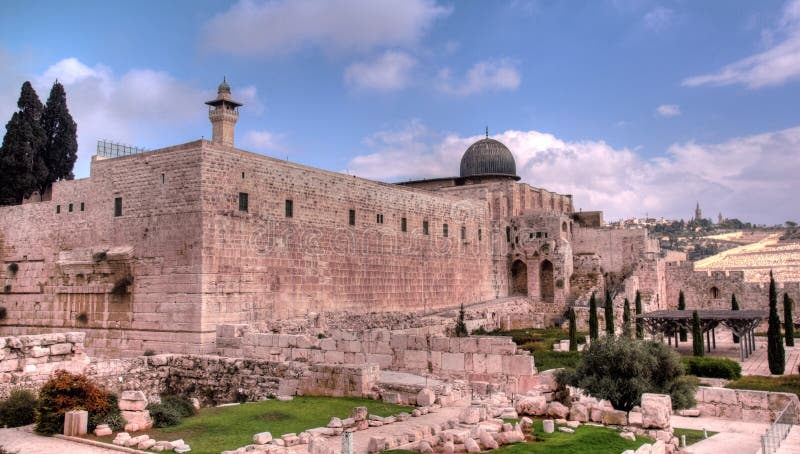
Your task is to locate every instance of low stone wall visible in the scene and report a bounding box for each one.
[0,332,91,398]
[693,386,800,423]
[216,326,537,393]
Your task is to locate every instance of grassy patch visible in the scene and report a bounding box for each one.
[96,396,410,454]
[534,351,583,371]
[725,375,800,398]
[673,428,717,446]
[474,327,587,353]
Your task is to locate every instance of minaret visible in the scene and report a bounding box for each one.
[695,202,702,221]
[205,77,242,147]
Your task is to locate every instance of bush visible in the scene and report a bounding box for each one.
[110,275,132,296]
[75,312,88,325]
[559,336,696,412]
[7,263,18,274]
[160,395,196,418]
[143,349,156,356]
[0,389,38,427]
[670,376,699,410]
[36,370,118,434]
[682,356,742,379]
[148,403,183,428]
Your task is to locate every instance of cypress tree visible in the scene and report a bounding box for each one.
[731,294,740,343]
[40,81,78,193]
[455,303,468,337]
[635,290,644,339]
[678,290,687,342]
[767,271,785,375]
[605,290,615,336]
[0,82,48,204]
[589,292,599,341]
[568,307,578,352]
[692,310,704,357]
[622,298,632,339]
[785,294,796,347]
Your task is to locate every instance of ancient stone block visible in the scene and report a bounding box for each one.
[441,352,465,371]
[641,394,671,429]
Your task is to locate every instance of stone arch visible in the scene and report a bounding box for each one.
[710,286,720,299]
[510,260,528,296]
[540,259,555,303]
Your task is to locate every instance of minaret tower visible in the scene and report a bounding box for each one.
[695,202,702,221]
[205,77,242,147]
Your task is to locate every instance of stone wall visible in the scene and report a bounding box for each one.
[693,386,800,423]
[216,326,537,393]
[0,332,91,398]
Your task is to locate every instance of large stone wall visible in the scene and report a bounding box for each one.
[216,326,537,393]
[693,386,800,423]
[664,261,800,312]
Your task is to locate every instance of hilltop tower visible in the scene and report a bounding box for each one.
[206,77,242,147]
[695,202,702,221]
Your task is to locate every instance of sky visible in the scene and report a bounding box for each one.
[1,0,799,225]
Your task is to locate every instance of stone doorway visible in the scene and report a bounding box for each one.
[510,260,528,296]
[540,259,554,303]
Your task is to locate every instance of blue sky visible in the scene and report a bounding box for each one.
[1,0,799,224]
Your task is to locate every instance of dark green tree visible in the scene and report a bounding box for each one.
[692,310,704,357]
[0,82,48,204]
[568,307,578,352]
[454,303,468,337]
[635,291,644,339]
[604,290,615,336]
[622,298,632,339]
[767,271,785,375]
[589,292,599,341]
[558,336,696,414]
[40,81,78,192]
[785,294,796,347]
[678,290,687,342]
[731,294,740,343]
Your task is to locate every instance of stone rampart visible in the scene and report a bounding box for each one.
[693,386,800,423]
[0,332,90,397]
[216,326,537,393]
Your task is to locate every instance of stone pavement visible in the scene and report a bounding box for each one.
[775,424,800,454]
[0,425,121,454]
[672,415,770,454]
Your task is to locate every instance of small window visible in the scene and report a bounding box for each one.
[285,199,293,218]
[56,205,61,214]
[242,172,245,179]
[536,232,542,238]
[461,226,466,240]
[401,217,407,232]
[423,220,429,235]
[239,192,248,212]
[544,232,548,238]
[478,229,482,241]
[506,226,511,242]
[68,203,73,213]
[80,202,85,212]
[443,224,449,237]
[529,233,534,239]
[114,197,122,217]
[710,286,720,299]
[349,209,355,226]
[376,213,384,224]
[161,173,165,184]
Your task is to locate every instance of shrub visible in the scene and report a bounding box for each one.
[559,336,696,412]
[0,307,6,321]
[92,251,107,262]
[148,403,183,428]
[76,312,88,325]
[670,376,699,410]
[3,285,10,293]
[160,395,196,418]
[143,349,156,356]
[0,446,19,454]
[110,275,132,296]
[0,388,38,427]
[7,263,18,274]
[454,303,468,337]
[35,370,118,434]
[682,356,742,380]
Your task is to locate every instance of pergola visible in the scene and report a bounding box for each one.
[637,310,767,361]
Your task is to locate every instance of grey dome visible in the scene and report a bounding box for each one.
[459,138,517,178]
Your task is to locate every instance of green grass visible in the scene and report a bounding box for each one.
[474,327,587,353]
[725,375,800,398]
[673,428,717,446]
[95,396,411,454]
[533,351,583,371]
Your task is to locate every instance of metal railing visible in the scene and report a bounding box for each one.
[96,139,147,158]
[761,399,798,453]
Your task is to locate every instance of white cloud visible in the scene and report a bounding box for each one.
[346,123,800,224]
[242,130,282,152]
[436,60,521,96]
[643,6,674,32]
[344,51,417,92]
[202,0,450,56]
[656,104,681,117]
[684,0,800,88]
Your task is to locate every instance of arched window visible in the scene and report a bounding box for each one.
[562,222,567,232]
[710,287,720,299]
